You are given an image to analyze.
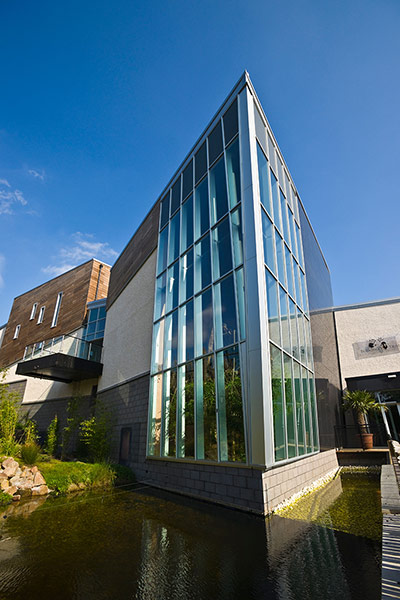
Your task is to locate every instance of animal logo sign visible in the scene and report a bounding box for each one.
[353,336,399,360]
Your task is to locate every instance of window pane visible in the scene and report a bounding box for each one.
[217,345,245,462]
[177,363,195,458]
[162,369,177,457]
[194,177,209,240]
[168,211,180,265]
[179,249,193,304]
[275,232,286,287]
[297,309,306,365]
[270,344,286,462]
[151,319,164,373]
[294,260,302,310]
[261,211,276,274]
[235,267,246,341]
[295,224,304,268]
[195,141,207,183]
[280,190,290,246]
[289,299,299,360]
[254,106,267,152]
[171,177,181,216]
[309,375,319,451]
[226,138,241,208]
[178,300,194,364]
[148,373,163,456]
[285,246,295,299]
[223,99,238,145]
[284,354,296,458]
[202,355,217,460]
[270,170,281,231]
[164,310,178,369]
[182,160,193,200]
[181,195,193,253]
[266,271,281,346]
[230,206,243,268]
[160,193,170,230]
[208,121,223,165]
[305,318,313,370]
[268,133,276,173]
[212,217,232,281]
[214,274,238,350]
[293,361,305,455]
[194,234,211,293]
[157,226,168,275]
[289,207,297,259]
[89,308,99,322]
[302,367,313,453]
[99,306,106,319]
[194,288,214,357]
[279,287,291,354]
[257,144,272,216]
[155,273,166,321]
[301,270,309,315]
[166,261,179,313]
[210,157,228,225]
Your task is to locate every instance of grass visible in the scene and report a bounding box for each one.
[39,459,117,494]
[0,491,12,507]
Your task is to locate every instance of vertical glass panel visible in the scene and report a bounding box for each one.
[289,299,299,359]
[214,274,238,350]
[154,272,167,321]
[210,156,228,225]
[217,345,245,462]
[181,195,193,253]
[178,300,194,364]
[177,362,195,458]
[182,160,193,200]
[254,106,267,152]
[160,193,170,230]
[208,121,223,165]
[295,224,304,268]
[196,356,217,460]
[195,142,207,183]
[162,369,177,457]
[168,211,180,265]
[305,318,313,370]
[270,170,281,232]
[284,354,296,458]
[265,270,281,346]
[194,177,209,240]
[267,133,276,173]
[294,260,302,310]
[257,144,273,217]
[285,246,295,300]
[309,375,319,451]
[279,287,291,354]
[151,319,164,373]
[194,233,211,293]
[89,308,99,322]
[226,138,241,208]
[148,373,163,456]
[289,207,297,259]
[301,270,309,315]
[280,190,290,246]
[261,211,276,274]
[179,249,193,304]
[157,226,168,275]
[302,367,313,453]
[212,217,232,281]
[235,267,246,341]
[171,177,181,216]
[297,308,306,365]
[270,344,286,462]
[194,288,213,357]
[275,232,286,287]
[164,310,178,369]
[231,206,243,267]
[223,99,238,145]
[166,261,179,313]
[277,158,284,190]
[293,361,305,455]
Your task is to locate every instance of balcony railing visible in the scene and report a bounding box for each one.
[23,334,102,364]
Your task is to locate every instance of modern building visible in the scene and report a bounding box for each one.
[0,259,110,434]
[98,72,340,514]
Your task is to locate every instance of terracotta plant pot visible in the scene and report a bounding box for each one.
[360,432,374,450]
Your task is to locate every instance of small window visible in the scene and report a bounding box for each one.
[51,292,63,328]
[37,306,45,324]
[13,325,20,339]
[30,303,38,320]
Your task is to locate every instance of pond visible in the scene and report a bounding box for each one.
[0,471,382,600]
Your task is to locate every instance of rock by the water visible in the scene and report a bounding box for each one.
[2,458,19,478]
[33,472,46,486]
[31,485,49,496]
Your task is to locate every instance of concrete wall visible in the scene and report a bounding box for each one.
[98,250,156,392]
[334,300,400,389]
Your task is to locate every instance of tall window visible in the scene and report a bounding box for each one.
[148,98,246,464]
[30,303,38,320]
[37,306,45,324]
[13,324,20,339]
[51,292,63,328]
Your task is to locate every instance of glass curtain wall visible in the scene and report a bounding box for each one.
[255,105,319,463]
[148,98,247,464]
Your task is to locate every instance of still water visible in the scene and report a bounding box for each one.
[0,472,381,600]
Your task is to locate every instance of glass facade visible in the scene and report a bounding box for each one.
[148,99,247,463]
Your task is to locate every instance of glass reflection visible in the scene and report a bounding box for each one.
[212,217,232,280]
[226,138,241,208]
[214,274,238,349]
[217,345,245,462]
[177,362,195,458]
[270,344,286,461]
[210,156,228,225]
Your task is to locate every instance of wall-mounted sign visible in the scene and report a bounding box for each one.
[353,336,399,360]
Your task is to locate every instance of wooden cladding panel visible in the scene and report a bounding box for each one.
[107,201,159,309]
[0,260,111,368]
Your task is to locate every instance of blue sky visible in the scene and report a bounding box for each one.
[1,0,399,324]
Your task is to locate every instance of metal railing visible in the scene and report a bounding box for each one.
[23,334,103,363]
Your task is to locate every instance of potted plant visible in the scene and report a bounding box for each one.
[342,390,384,450]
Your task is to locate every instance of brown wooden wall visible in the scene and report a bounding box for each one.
[107,201,159,310]
[0,259,110,368]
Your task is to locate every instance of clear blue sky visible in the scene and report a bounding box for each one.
[1,0,399,324]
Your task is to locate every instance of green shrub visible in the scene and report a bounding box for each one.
[20,442,40,466]
[0,491,12,508]
[111,464,136,485]
[39,460,116,494]
[24,419,39,445]
[80,401,113,463]
[0,370,19,453]
[46,415,59,457]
